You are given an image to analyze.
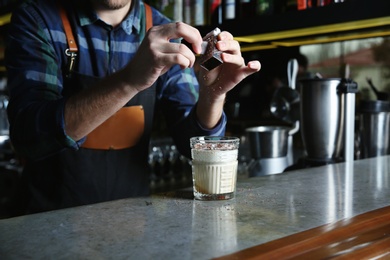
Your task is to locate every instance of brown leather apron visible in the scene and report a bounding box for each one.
[57,72,156,208]
[81,105,146,150]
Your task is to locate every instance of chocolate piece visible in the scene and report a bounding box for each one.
[198,28,223,71]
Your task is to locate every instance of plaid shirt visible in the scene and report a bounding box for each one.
[5,0,226,160]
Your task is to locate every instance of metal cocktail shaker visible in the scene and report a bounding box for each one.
[358,100,390,158]
[298,78,357,162]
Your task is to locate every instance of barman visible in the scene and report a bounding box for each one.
[5,0,260,214]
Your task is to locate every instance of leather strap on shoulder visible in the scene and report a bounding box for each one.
[59,7,78,53]
[144,3,153,32]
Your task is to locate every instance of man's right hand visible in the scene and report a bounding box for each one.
[122,22,204,92]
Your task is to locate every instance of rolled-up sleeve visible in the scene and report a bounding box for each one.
[5,5,79,161]
[157,65,227,158]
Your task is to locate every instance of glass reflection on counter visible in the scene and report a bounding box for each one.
[191,201,238,256]
[343,162,353,219]
[371,156,389,196]
[323,163,354,223]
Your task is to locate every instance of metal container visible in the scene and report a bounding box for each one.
[0,95,9,136]
[246,126,291,159]
[299,78,357,162]
[358,100,390,158]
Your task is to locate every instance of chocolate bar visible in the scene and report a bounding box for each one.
[198,28,223,71]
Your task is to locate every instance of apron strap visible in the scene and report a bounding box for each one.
[145,3,153,32]
[60,6,78,77]
[59,7,78,52]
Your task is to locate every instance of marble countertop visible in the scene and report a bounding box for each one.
[1,156,390,259]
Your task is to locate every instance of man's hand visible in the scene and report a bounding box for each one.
[123,22,204,92]
[196,30,261,129]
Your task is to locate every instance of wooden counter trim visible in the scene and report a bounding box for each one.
[215,206,390,259]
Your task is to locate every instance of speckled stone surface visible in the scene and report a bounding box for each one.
[1,156,390,259]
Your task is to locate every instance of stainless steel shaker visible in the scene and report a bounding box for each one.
[0,95,9,136]
[245,126,292,176]
[358,100,390,158]
[298,78,357,162]
[246,126,291,159]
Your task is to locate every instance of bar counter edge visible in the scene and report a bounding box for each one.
[1,156,389,259]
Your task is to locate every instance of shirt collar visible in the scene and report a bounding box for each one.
[74,0,143,35]
[122,0,142,35]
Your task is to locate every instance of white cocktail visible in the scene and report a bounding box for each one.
[190,136,239,200]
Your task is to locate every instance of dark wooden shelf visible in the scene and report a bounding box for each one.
[1,0,390,53]
[198,0,390,51]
